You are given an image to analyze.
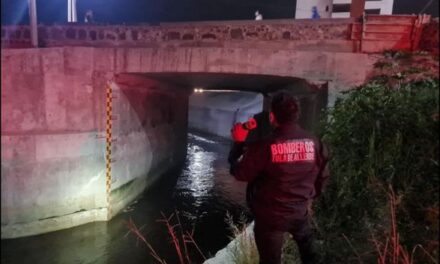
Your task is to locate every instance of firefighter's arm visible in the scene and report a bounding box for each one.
[230,143,267,182]
[314,141,330,198]
[228,142,245,175]
[228,143,245,165]
[229,123,267,182]
[228,123,248,174]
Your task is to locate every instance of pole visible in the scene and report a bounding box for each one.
[68,0,71,21]
[28,0,38,47]
[68,0,77,22]
[72,0,77,22]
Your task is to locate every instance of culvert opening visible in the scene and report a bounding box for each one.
[108,71,329,262]
[110,72,329,261]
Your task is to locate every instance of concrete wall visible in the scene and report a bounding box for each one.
[1,45,376,238]
[189,92,263,138]
[1,19,356,53]
[109,74,189,217]
[1,48,108,238]
[101,46,376,108]
[1,48,190,238]
[2,15,434,55]
[96,47,375,92]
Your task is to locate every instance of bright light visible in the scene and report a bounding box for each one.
[193,88,243,93]
[194,88,204,93]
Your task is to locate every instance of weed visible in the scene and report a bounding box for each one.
[126,211,206,264]
[370,186,438,264]
[374,61,393,69]
[224,212,302,264]
[225,212,259,264]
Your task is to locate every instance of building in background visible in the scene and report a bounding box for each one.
[332,0,393,18]
[295,0,333,19]
[295,0,394,19]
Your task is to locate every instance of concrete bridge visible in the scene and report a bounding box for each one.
[1,15,437,238]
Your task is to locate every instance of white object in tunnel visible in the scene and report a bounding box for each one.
[189,91,264,138]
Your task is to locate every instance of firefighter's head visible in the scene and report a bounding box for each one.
[270,92,299,125]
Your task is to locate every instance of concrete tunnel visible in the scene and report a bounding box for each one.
[1,69,328,238]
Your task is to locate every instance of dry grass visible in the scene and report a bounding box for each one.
[125,187,438,263]
[225,212,259,264]
[126,211,206,264]
[225,212,302,264]
[370,186,438,264]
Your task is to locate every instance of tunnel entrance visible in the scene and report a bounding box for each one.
[132,72,329,134]
[105,71,329,262]
[109,72,329,217]
[110,71,329,253]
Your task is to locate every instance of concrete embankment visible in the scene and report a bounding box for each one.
[1,48,190,238]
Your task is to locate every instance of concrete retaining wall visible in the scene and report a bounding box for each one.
[109,74,189,217]
[1,45,374,238]
[1,19,356,52]
[1,48,108,238]
[1,48,190,238]
[4,15,436,55]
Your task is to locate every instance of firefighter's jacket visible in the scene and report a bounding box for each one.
[228,122,330,216]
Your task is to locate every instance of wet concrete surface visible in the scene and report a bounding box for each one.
[1,131,251,264]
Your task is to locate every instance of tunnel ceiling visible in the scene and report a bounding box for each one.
[138,72,305,93]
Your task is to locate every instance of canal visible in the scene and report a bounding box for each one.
[1,131,252,264]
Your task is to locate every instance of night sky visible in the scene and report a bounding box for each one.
[1,0,438,25]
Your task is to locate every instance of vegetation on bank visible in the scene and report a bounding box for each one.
[314,60,439,263]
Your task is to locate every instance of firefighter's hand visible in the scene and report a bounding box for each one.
[231,123,249,142]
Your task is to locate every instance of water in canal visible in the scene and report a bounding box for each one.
[1,131,252,264]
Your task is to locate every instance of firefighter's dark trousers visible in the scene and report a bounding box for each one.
[253,207,315,264]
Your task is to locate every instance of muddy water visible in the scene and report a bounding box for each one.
[1,132,251,264]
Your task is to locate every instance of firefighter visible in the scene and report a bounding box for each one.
[228,92,330,264]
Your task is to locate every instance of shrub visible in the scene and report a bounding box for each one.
[315,78,439,263]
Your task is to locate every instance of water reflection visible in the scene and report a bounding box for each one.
[184,144,215,199]
[1,131,250,264]
[188,134,217,144]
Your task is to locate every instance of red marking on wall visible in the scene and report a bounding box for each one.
[271,140,315,163]
[105,84,113,216]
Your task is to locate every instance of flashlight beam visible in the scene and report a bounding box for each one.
[194,89,241,93]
